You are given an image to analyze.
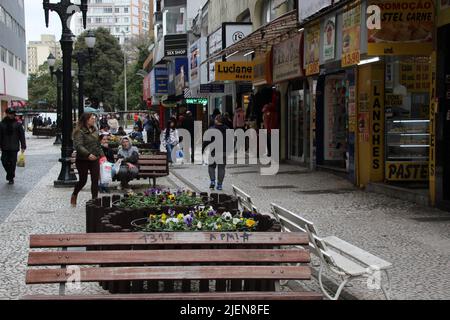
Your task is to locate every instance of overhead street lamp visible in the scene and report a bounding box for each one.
[43,0,89,187]
[73,29,96,118]
[47,53,62,146]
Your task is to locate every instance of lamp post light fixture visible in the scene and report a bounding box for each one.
[47,53,63,146]
[73,29,96,118]
[43,0,89,188]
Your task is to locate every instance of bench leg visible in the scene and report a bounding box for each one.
[381,270,392,300]
[318,265,350,300]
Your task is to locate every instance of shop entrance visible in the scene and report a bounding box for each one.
[288,89,309,163]
[323,73,348,170]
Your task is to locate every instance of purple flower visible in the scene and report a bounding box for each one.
[208,209,217,217]
[168,208,176,217]
[183,215,193,226]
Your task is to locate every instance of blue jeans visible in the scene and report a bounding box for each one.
[166,144,175,163]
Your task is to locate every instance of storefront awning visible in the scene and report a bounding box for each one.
[205,10,300,63]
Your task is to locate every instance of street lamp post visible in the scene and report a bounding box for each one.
[43,0,89,187]
[47,53,62,146]
[73,30,96,118]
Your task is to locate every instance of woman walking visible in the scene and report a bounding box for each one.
[161,119,179,164]
[71,113,105,207]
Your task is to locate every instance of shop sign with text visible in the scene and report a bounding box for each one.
[342,2,361,67]
[305,23,320,76]
[253,51,272,86]
[215,62,254,81]
[323,16,336,62]
[367,0,434,55]
[273,34,303,83]
[386,162,429,181]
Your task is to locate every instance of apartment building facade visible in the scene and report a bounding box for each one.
[0,0,27,117]
[73,0,153,45]
[27,35,62,75]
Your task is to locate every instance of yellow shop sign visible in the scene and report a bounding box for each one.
[386,162,429,181]
[215,62,254,81]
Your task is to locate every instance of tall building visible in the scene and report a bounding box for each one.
[27,35,62,75]
[0,0,27,117]
[73,0,153,45]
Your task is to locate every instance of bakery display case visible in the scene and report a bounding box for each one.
[386,119,430,161]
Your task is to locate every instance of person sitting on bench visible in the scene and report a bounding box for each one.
[116,136,139,191]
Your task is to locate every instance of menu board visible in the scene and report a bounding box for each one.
[399,57,430,93]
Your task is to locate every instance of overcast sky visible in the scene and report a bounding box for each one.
[25,0,62,43]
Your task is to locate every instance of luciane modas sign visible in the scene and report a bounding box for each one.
[215,62,254,81]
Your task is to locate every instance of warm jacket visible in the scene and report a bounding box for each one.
[117,138,139,166]
[161,128,179,147]
[262,104,278,134]
[203,123,229,160]
[73,127,105,160]
[0,118,26,151]
[233,108,246,128]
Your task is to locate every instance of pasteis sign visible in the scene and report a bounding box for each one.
[367,0,434,55]
[215,62,254,81]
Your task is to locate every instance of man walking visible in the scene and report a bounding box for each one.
[0,108,26,184]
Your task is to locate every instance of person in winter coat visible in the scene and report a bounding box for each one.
[98,133,115,193]
[204,115,229,191]
[116,136,139,190]
[0,108,26,184]
[161,119,179,164]
[71,113,105,207]
[144,112,161,149]
[181,111,195,163]
[233,106,246,130]
[262,103,278,157]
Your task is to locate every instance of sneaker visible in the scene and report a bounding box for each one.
[216,184,223,191]
[209,181,216,190]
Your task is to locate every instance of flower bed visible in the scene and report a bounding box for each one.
[132,206,258,232]
[115,188,204,210]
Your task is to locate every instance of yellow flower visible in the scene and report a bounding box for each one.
[161,214,167,222]
[168,194,176,201]
[246,219,256,228]
[149,214,156,220]
[217,224,222,231]
[177,214,184,221]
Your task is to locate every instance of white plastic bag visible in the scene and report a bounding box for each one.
[100,161,113,185]
[113,159,122,175]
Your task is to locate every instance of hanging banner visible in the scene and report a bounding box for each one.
[273,34,304,83]
[341,2,361,67]
[323,16,336,62]
[367,0,434,55]
[253,51,272,86]
[305,23,320,76]
[214,62,254,81]
[438,0,450,27]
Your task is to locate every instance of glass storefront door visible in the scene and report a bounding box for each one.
[288,89,307,163]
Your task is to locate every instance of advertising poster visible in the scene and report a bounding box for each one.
[399,57,430,93]
[305,24,320,76]
[367,0,434,55]
[189,42,200,83]
[323,16,336,62]
[273,34,303,83]
[341,2,361,67]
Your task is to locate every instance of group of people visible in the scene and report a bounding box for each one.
[71,113,141,207]
[32,115,55,128]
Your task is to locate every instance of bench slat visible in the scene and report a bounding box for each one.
[28,249,310,266]
[22,291,322,300]
[138,160,168,165]
[139,166,168,171]
[26,265,311,284]
[29,232,309,248]
[324,236,392,270]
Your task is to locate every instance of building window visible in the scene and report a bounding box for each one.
[0,47,6,63]
[8,51,13,67]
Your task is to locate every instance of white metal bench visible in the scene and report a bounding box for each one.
[271,203,392,300]
[232,185,258,213]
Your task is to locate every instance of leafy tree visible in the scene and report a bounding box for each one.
[27,62,58,110]
[74,28,123,111]
[115,34,153,111]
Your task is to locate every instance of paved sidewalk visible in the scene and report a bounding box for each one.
[170,163,450,300]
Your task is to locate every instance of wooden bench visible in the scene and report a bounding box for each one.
[71,152,169,187]
[23,232,322,300]
[32,127,57,138]
[232,185,258,213]
[271,203,393,300]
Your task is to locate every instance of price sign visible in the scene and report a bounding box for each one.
[342,51,360,68]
